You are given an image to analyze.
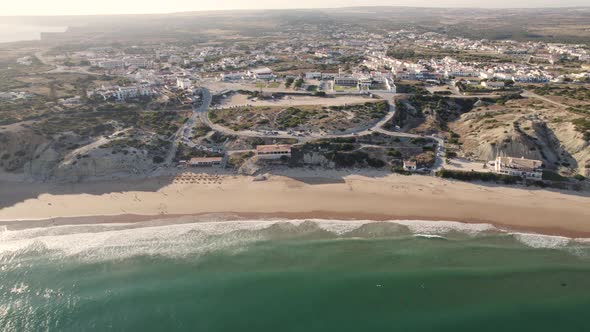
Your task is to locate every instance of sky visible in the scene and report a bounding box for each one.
[3,0,589,16]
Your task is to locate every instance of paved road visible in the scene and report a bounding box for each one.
[200,88,446,170]
[521,90,570,109]
[165,88,213,165]
[201,90,392,141]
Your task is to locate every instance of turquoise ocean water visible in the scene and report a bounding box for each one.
[1,218,590,331]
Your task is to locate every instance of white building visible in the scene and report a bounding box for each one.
[403,160,417,172]
[124,57,149,68]
[479,72,494,79]
[248,67,276,80]
[98,60,125,70]
[305,72,322,80]
[189,157,223,167]
[256,144,292,160]
[176,77,192,90]
[493,156,543,179]
[116,85,156,101]
[481,81,505,89]
[321,72,338,80]
[334,75,359,87]
[220,72,246,81]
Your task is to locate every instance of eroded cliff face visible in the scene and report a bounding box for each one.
[0,129,48,173]
[1,126,164,183]
[450,99,590,176]
[51,148,155,182]
[302,153,336,168]
[548,121,590,177]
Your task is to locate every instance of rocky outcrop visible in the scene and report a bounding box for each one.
[303,153,336,168]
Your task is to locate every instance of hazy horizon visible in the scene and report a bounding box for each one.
[3,0,590,16]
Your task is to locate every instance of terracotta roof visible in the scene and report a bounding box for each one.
[403,160,417,167]
[498,157,542,171]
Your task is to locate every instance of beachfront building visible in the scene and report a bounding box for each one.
[256,144,292,160]
[493,156,543,179]
[188,157,223,167]
[403,160,417,172]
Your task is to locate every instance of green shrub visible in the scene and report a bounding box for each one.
[445,151,457,158]
[436,169,520,184]
[542,171,567,182]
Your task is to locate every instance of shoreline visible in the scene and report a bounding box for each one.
[1,171,589,238]
[1,211,590,239]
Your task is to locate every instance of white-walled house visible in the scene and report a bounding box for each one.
[256,144,292,160]
[481,81,505,89]
[493,156,543,179]
[403,160,417,172]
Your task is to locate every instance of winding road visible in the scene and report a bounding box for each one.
[165,88,213,165]
[161,86,563,169]
[191,88,447,171]
[521,90,571,109]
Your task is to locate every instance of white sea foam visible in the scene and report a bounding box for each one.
[303,219,372,234]
[395,220,497,235]
[0,218,587,262]
[511,232,571,249]
[9,283,29,295]
[414,234,447,240]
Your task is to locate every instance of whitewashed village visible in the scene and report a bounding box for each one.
[1,23,589,191]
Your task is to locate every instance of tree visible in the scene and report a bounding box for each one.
[386,48,416,59]
[285,77,295,88]
[294,78,304,89]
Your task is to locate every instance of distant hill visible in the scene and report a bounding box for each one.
[2,6,589,44]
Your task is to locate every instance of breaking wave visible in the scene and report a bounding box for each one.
[0,218,589,263]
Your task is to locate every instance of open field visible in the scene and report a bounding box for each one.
[217,92,374,108]
[210,100,389,133]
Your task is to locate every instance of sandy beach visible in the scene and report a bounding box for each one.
[0,171,589,237]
